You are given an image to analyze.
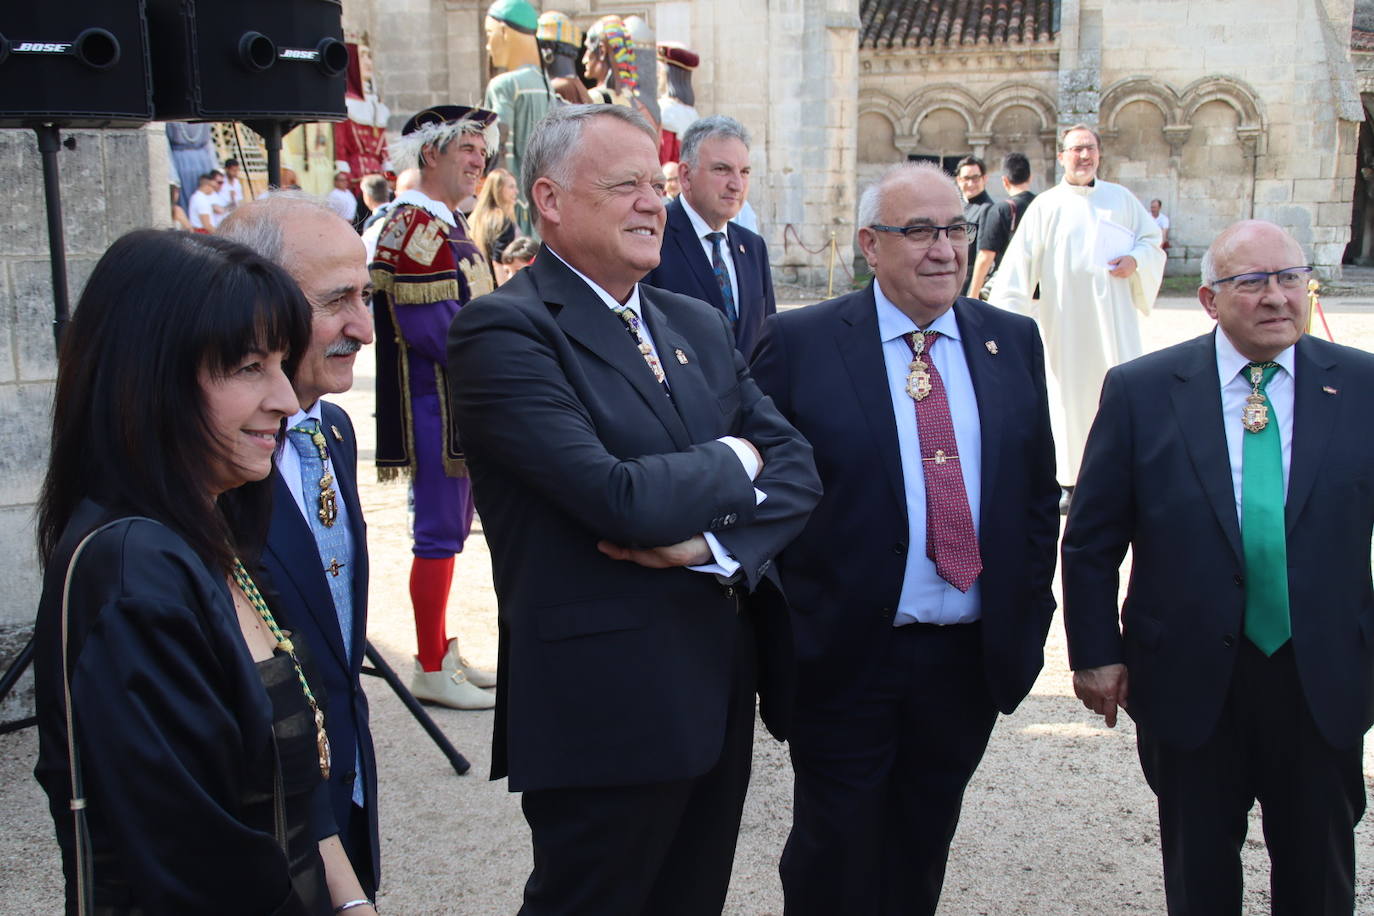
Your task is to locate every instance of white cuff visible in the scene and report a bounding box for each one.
[717,436,760,480]
[687,532,742,578]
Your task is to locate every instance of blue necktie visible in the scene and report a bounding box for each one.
[706,231,738,324]
[287,418,364,806]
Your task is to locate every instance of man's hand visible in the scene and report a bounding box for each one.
[739,438,763,474]
[598,534,713,568]
[1107,255,1138,279]
[1073,663,1130,728]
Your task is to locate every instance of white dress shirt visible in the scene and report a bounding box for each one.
[544,246,763,578]
[1215,329,1295,524]
[874,279,984,625]
[680,195,740,310]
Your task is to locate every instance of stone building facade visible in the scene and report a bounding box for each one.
[858,0,1362,275]
[0,126,165,720]
[342,0,863,286]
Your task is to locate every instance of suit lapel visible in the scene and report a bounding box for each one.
[1285,336,1340,535]
[640,293,719,442]
[668,200,723,308]
[1168,334,1243,562]
[835,285,906,507]
[535,251,692,449]
[951,301,1004,521]
[267,471,350,668]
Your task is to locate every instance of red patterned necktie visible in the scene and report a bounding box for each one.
[903,330,982,592]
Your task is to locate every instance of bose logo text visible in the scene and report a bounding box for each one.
[14,42,73,53]
[279,48,320,61]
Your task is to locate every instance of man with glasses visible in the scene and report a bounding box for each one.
[1064,219,1374,913]
[751,162,1059,915]
[991,124,1165,510]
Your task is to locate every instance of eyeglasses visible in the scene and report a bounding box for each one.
[1061,144,1099,155]
[1212,266,1313,294]
[868,223,976,247]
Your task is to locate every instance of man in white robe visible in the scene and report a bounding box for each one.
[990,124,1165,491]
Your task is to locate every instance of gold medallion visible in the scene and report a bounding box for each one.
[907,361,932,401]
[1242,365,1270,433]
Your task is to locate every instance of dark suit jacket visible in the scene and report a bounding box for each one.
[644,197,776,360]
[750,285,1060,713]
[447,247,821,793]
[1063,332,1374,751]
[260,402,379,886]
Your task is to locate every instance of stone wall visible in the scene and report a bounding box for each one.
[353,0,861,287]
[0,125,163,720]
[1095,0,1360,274]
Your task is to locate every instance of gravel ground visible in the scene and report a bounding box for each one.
[5,295,1374,914]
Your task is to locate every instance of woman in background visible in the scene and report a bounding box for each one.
[469,166,518,268]
[32,230,377,916]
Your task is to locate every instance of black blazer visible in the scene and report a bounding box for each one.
[447,247,820,792]
[750,285,1061,713]
[260,402,378,886]
[644,197,776,360]
[1063,332,1374,751]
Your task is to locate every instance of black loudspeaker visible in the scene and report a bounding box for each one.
[0,4,153,128]
[146,0,348,121]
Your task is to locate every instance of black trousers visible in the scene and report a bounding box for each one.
[518,615,757,916]
[781,621,999,916]
[1137,640,1365,916]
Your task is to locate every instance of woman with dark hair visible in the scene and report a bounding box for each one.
[32,230,377,916]
[468,166,518,267]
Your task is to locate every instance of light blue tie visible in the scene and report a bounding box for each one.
[287,418,364,806]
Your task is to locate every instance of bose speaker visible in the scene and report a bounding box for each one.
[0,4,153,128]
[146,0,347,121]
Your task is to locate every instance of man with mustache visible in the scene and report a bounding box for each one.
[219,194,381,898]
[371,106,500,711]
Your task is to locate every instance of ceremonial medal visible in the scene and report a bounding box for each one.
[301,424,340,526]
[906,331,932,401]
[1242,364,1270,433]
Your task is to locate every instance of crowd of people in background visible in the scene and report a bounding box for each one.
[30,7,1374,909]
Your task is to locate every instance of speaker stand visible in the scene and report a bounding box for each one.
[243,119,296,189]
[0,123,73,734]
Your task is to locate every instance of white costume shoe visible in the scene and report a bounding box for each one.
[441,637,497,689]
[409,660,495,710]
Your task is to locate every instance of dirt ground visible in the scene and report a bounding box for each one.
[4,295,1374,914]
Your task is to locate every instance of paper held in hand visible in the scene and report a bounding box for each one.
[1093,215,1136,270]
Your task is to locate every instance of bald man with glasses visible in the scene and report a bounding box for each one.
[751,161,1059,915]
[1064,219,1374,913]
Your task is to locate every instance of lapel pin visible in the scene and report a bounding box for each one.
[738,243,745,254]
[1323,385,1338,395]
[985,340,999,355]
[331,424,344,441]
[675,348,689,365]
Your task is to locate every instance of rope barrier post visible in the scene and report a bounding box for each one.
[827,230,836,299]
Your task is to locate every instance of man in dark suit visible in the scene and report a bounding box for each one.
[220,195,380,897]
[1064,220,1374,913]
[448,104,820,916]
[750,161,1060,915]
[644,114,776,359]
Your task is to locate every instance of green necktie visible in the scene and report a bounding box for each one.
[1241,363,1291,655]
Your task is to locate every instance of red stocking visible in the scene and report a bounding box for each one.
[411,556,455,672]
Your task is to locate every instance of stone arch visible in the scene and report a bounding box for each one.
[1178,75,1265,149]
[1100,77,1184,133]
[976,83,1058,135]
[907,83,982,136]
[858,88,913,132]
